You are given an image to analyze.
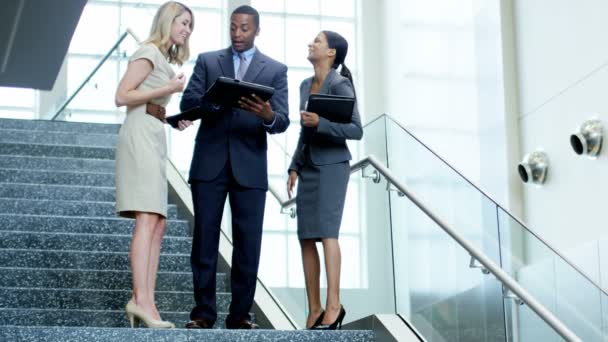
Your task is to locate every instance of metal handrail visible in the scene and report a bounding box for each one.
[51,29,141,121]
[271,155,580,341]
[380,114,608,297]
[272,113,608,297]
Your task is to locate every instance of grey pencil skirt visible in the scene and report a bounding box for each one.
[296,153,350,241]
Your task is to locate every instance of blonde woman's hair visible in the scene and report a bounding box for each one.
[144,1,193,66]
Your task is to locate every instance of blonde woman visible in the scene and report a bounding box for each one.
[114,1,193,328]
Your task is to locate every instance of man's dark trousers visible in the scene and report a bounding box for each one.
[190,160,266,325]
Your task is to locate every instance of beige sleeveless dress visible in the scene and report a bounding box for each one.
[115,43,175,218]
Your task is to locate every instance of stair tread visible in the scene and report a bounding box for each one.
[0,326,375,342]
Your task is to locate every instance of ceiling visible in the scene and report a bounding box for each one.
[0,0,87,90]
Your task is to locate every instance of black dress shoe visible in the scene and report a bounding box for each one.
[307,310,325,330]
[225,319,259,329]
[312,305,346,330]
[185,319,214,329]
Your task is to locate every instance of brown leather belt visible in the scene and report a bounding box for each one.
[146,103,166,122]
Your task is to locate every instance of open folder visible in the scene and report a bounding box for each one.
[165,77,275,128]
[203,76,275,107]
[303,94,355,142]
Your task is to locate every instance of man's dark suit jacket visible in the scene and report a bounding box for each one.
[180,47,289,189]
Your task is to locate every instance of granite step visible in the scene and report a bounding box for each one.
[0,267,224,292]
[0,169,114,187]
[0,287,224,313]
[0,129,117,148]
[0,214,190,237]
[0,183,116,202]
[0,326,375,342]
[0,231,191,254]
[0,118,120,134]
[0,198,178,219]
[0,155,115,172]
[0,249,190,272]
[0,142,115,160]
[0,309,253,330]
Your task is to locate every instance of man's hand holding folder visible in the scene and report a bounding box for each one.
[166,76,276,128]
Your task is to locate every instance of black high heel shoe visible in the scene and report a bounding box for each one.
[307,310,325,329]
[312,305,345,330]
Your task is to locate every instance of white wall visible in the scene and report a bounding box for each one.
[513,0,608,252]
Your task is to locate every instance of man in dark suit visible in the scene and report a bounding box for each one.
[179,5,289,330]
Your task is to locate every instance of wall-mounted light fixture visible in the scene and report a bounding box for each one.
[518,150,549,185]
[570,118,603,158]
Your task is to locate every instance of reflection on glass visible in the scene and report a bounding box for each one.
[498,208,605,341]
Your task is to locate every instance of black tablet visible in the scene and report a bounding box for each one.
[202,76,275,108]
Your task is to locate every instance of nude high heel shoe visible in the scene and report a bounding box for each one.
[125,300,175,329]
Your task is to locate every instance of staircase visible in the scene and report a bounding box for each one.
[0,118,375,341]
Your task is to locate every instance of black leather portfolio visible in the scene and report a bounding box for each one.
[165,106,202,128]
[202,76,275,108]
[306,94,355,123]
[165,77,276,127]
[303,94,355,142]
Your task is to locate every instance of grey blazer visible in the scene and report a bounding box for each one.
[289,69,363,172]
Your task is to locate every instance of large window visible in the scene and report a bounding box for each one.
[65,0,226,125]
[0,87,36,119]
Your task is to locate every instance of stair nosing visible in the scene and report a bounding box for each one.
[0,213,188,223]
[0,197,178,208]
[0,286,226,295]
[0,230,191,241]
[0,266,193,276]
[0,141,116,150]
[0,168,115,177]
[0,154,116,163]
[0,248,189,257]
[0,182,115,190]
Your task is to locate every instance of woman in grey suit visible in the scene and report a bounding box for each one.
[287,31,363,330]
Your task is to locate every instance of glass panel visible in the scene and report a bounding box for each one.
[66,56,120,113]
[498,208,605,341]
[252,0,285,13]
[286,0,320,15]
[390,167,506,341]
[504,298,563,342]
[320,0,355,18]
[255,15,286,62]
[285,18,321,67]
[385,117,499,262]
[0,87,36,108]
[70,4,120,55]
[0,109,35,120]
[188,10,224,56]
